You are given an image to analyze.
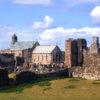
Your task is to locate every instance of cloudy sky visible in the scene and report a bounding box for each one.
[0,0,100,50]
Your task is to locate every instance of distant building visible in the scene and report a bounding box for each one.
[0,54,15,67]
[65,39,78,68]
[65,38,87,68]
[0,34,40,66]
[10,41,39,63]
[32,45,62,65]
[0,34,63,66]
[90,36,99,54]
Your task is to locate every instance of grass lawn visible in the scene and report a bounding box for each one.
[0,77,100,100]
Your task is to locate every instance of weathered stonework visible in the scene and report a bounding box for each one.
[65,39,73,68]
[0,54,15,67]
[32,53,52,65]
[32,46,62,65]
[65,38,87,68]
[68,37,100,80]
[72,49,100,80]
[90,36,99,54]
[0,34,62,68]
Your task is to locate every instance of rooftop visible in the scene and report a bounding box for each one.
[10,41,39,50]
[32,45,57,54]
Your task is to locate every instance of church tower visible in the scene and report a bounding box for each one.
[11,34,18,45]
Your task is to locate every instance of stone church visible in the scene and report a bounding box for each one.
[0,34,62,67]
[0,34,39,66]
[10,34,39,63]
[32,45,62,65]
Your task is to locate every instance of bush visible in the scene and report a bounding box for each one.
[0,69,9,87]
[14,71,35,85]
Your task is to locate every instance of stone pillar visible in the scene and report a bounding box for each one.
[65,39,72,68]
[90,36,99,54]
[65,38,87,68]
[65,39,78,68]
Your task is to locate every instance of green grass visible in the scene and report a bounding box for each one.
[92,80,100,85]
[64,84,76,89]
[68,78,80,82]
[37,80,51,87]
[0,78,100,100]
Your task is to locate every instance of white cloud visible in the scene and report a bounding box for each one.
[0,25,100,50]
[64,0,100,6]
[17,31,39,42]
[32,15,54,29]
[39,27,100,49]
[90,6,100,25]
[0,26,17,49]
[40,27,67,40]
[0,26,39,49]
[13,0,52,5]
[40,27,100,40]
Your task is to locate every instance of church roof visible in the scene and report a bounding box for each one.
[32,45,57,54]
[10,41,39,50]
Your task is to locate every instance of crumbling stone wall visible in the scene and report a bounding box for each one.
[0,54,15,67]
[65,38,87,68]
[72,50,100,80]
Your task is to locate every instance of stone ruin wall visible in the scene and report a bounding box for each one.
[71,37,100,80]
[72,50,100,80]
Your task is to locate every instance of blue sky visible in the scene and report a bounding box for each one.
[0,0,100,50]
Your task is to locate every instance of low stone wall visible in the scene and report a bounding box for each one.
[13,71,35,85]
[0,63,69,87]
[0,69,9,87]
[72,67,100,80]
[13,69,68,85]
[0,54,15,67]
[72,51,100,80]
[36,69,69,78]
